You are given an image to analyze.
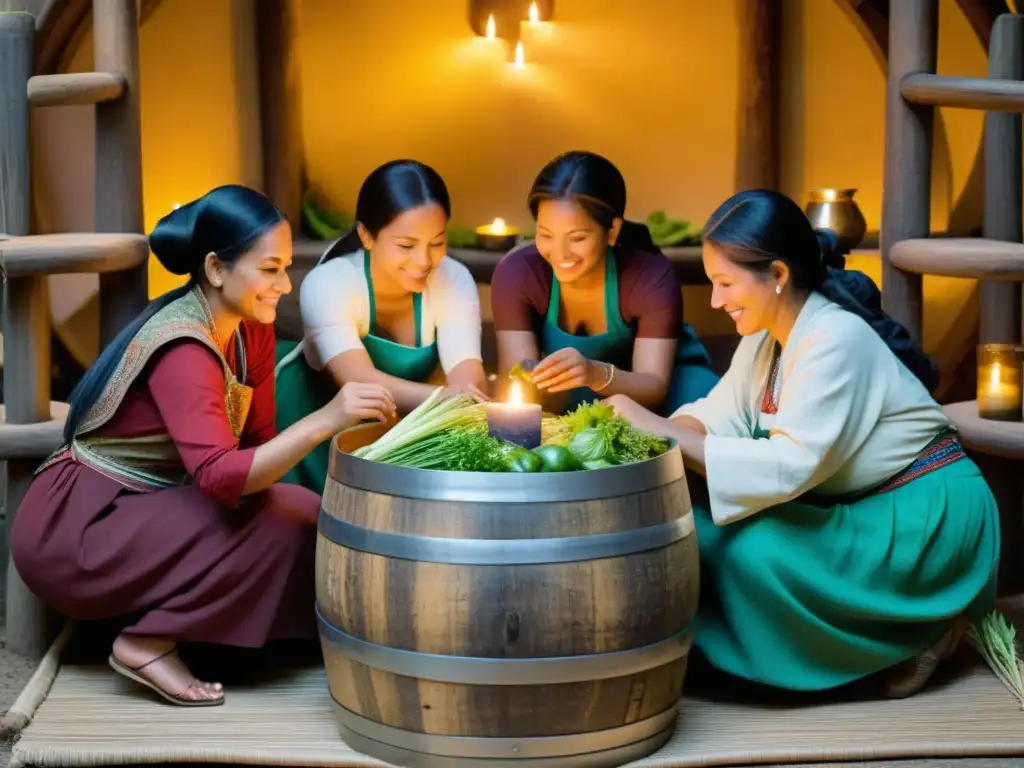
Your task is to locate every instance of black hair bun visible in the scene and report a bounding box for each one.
[148,200,202,276]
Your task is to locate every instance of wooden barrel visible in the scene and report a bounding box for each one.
[316,421,700,767]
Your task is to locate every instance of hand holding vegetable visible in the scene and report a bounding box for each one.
[530,348,605,393]
[322,382,396,430]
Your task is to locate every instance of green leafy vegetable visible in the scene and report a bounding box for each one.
[568,427,612,463]
[544,401,669,464]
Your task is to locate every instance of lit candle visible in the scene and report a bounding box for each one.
[485,13,496,39]
[528,2,540,24]
[475,217,520,252]
[487,380,542,448]
[513,40,526,69]
[978,360,1023,421]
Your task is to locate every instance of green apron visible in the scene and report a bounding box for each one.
[275,251,439,493]
[540,248,718,415]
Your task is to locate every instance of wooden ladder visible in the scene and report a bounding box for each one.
[0,0,148,659]
[882,2,1024,589]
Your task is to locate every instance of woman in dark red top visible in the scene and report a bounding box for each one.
[11,186,395,707]
[491,151,718,415]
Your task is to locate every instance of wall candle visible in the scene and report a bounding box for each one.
[487,380,542,448]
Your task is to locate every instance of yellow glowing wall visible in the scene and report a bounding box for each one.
[33,0,989,372]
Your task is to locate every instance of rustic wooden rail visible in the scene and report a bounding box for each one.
[0,0,146,660]
[883,4,1024,591]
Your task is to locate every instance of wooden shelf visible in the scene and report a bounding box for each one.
[292,239,708,284]
[27,72,124,107]
[0,401,68,461]
[901,73,1024,111]
[890,238,1024,280]
[943,400,1024,459]
[0,233,149,278]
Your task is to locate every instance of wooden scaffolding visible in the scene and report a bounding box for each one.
[884,2,1024,593]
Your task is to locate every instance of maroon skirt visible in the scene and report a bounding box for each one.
[10,459,320,646]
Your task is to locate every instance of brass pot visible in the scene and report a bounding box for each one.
[804,188,867,253]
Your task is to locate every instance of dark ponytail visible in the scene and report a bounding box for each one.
[703,189,939,392]
[527,150,661,254]
[321,159,451,264]
[63,185,285,442]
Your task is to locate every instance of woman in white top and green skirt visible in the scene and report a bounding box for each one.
[607,189,1000,698]
[274,161,488,493]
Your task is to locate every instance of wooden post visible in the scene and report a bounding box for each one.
[94,0,147,345]
[0,11,50,659]
[880,0,938,341]
[255,0,304,227]
[981,14,1023,344]
[734,0,781,191]
[984,14,1024,595]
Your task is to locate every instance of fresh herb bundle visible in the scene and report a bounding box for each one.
[968,610,1024,709]
[354,387,487,463]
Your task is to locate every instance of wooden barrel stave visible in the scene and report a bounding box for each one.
[317,427,698,765]
[323,647,687,737]
[316,540,698,658]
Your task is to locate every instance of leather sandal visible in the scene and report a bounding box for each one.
[108,648,225,707]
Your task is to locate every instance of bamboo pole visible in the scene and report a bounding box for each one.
[880,0,938,341]
[93,0,146,345]
[0,10,51,660]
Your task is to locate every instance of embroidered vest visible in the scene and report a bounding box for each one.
[38,285,253,492]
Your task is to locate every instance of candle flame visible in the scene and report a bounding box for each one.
[990,362,1002,389]
[490,217,508,235]
[513,41,525,69]
[822,189,837,202]
[485,14,496,39]
[508,379,524,405]
[529,2,540,23]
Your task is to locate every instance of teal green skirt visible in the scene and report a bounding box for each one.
[693,456,1001,691]
[274,339,336,494]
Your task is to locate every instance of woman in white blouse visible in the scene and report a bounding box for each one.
[274,160,488,492]
[609,189,1000,698]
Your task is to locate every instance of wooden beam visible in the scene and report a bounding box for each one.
[0,10,51,660]
[93,0,147,345]
[255,0,304,227]
[734,0,781,191]
[880,0,937,341]
[28,71,125,106]
[902,72,1024,111]
[981,14,1023,343]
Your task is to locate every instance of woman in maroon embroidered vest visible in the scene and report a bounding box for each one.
[11,185,395,707]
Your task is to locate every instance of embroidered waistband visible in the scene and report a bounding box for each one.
[869,430,966,497]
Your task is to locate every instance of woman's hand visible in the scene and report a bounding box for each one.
[531,348,602,393]
[441,382,491,402]
[603,394,672,437]
[322,382,396,431]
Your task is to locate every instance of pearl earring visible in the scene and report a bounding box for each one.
[776,284,782,295]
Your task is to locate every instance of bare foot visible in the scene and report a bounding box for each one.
[880,616,968,699]
[110,634,224,705]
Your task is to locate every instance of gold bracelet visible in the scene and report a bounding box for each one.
[591,362,615,392]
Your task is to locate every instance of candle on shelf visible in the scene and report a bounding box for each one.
[977,343,1023,421]
[512,40,526,69]
[487,379,542,448]
[475,217,519,252]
